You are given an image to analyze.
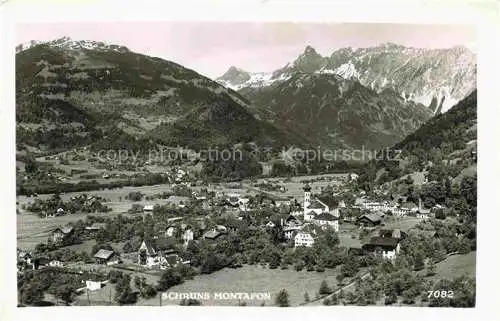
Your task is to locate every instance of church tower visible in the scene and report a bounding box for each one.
[303,184,311,210]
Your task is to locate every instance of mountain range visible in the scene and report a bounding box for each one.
[217,44,476,114]
[16,37,308,154]
[16,38,476,158]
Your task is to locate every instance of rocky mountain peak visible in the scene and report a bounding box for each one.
[217,66,251,85]
[292,45,326,73]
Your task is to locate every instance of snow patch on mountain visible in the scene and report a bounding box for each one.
[333,61,360,79]
[16,37,130,53]
[217,44,476,114]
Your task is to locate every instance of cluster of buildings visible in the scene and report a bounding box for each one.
[267,184,344,248]
[354,196,433,220]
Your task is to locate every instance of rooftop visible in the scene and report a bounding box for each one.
[314,212,339,221]
[364,236,399,248]
[94,249,115,260]
[203,229,222,239]
[357,214,382,223]
[307,200,326,210]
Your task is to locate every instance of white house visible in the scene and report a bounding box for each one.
[312,212,339,232]
[86,280,103,291]
[294,232,315,248]
[382,243,400,260]
[362,237,400,260]
[48,260,64,268]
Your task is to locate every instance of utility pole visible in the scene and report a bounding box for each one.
[159,292,162,306]
[87,288,90,306]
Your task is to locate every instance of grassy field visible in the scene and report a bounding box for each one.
[133,265,342,306]
[337,223,363,248]
[429,251,476,282]
[383,216,421,232]
[16,210,131,250]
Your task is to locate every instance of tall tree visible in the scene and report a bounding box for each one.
[275,289,290,307]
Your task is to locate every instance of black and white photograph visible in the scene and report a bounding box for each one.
[1,0,499,319]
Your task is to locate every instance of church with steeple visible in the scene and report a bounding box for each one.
[302,184,340,231]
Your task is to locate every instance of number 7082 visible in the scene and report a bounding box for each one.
[427,290,454,298]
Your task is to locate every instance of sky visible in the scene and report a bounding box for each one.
[16,22,476,79]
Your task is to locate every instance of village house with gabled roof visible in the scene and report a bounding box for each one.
[49,224,74,245]
[294,224,319,248]
[362,236,400,260]
[294,230,315,248]
[356,214,382,227]
[94,249,120,265]
[84,222,107,236]
[312,212,339,232]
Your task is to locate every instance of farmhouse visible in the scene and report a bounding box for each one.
[356,214,382,227]
[49,225,74,245]
[416,208,432,220]
[362,237,400,260]
[94,249,120,265]
[85,222,107,236]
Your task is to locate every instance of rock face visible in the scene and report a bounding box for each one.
[217,44,476,113]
